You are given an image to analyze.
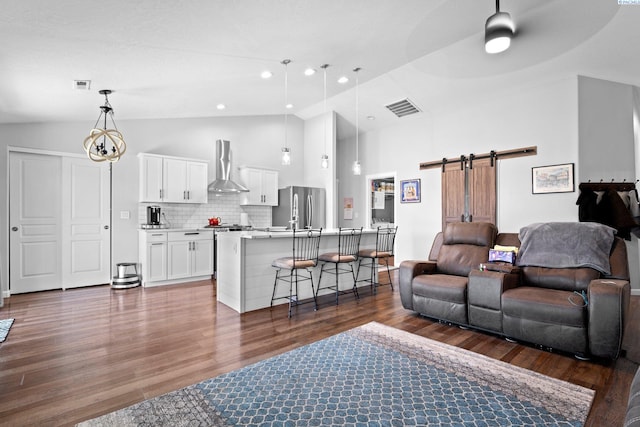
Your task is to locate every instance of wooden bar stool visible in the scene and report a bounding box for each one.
[356,226,397,294]
[271,228,323,318]
[316,227,363,306]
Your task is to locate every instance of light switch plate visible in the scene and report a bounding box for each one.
[120,211,130,220]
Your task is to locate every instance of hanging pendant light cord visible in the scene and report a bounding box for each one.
[322,64,328,157]
[355,68,360,161]
[283,59,289,150]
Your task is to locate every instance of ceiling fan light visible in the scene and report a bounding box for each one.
[485,11,514,54]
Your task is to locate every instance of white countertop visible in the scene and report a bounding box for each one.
[139,227,379,238]
[226,228,378,239]
[139,227,214,232]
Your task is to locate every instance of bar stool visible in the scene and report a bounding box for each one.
[356,226,397,294]
[316,227,363,305]
[271,228,323,318]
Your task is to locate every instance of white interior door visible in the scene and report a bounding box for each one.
[62,157,111,288]
[9,152,62,293]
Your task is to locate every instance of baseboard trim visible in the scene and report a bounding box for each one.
[632,288,640,296]
[2,290,10,299]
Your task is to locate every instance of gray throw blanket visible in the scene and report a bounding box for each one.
[516,222,616,275]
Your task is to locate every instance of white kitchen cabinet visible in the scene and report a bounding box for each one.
[238,166,278,206]
[138,153,208,203]
[167,231,214,280]
[139,229,213,287]
[147,240,168,282]
[139,231,168,285]
[185,161,208,203]
[139,155,164,202]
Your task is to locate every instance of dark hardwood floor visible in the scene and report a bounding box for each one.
[0,272,637,426]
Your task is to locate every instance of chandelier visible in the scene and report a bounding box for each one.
[83,89,126,162]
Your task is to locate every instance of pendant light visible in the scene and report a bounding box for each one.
[485,0,514,54]
[352,67,361,176]
[281,59,292,166]
[82,90,126,162]
[320,63,329,169]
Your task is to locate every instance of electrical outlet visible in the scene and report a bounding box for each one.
[120,211,130,220]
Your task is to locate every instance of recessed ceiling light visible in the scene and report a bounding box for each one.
[261,70,273,79]
[216,104,226,110]
[304,68,316,76]
[337,76,349,84]
[286,103,293,109]
[367,116,376,120]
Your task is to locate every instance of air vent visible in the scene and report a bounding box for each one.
[385,98,421,118]
[73,80,91,90]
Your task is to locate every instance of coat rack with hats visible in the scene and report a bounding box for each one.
[576,179,640,240]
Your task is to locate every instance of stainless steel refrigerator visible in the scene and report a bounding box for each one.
[272,186,326,229]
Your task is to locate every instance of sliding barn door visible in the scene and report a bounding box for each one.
[468,158,496,224]
[442,157,496,229]
[442,162,466,229]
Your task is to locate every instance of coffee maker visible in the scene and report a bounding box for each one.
[146,205,161,226]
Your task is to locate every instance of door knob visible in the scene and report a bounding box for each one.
[104,225,110,230]
[11,226,18,231]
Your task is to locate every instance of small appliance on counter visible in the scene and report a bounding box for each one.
[140,205,168,229]
[147,205,161,224]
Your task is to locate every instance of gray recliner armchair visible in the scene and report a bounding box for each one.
[399,222,497,325]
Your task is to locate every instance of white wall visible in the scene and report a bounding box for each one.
[0,115,304,296]
[578,76,635,182]
[338,76,581,265]
[577,76,639,291]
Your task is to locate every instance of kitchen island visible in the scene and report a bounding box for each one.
[216,229,378,313]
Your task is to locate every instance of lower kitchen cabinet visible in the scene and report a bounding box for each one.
[147,238,168,282]
[139,230,213,287]
[167,231,213,279]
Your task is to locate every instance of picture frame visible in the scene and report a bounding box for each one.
[400,179,421,203]
[532,163,575,194]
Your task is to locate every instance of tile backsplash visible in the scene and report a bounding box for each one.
[138,194,272,228]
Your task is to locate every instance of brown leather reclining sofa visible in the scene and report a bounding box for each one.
[399,221,630,359]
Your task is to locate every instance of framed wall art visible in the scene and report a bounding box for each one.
[400,179,421,203]
[532,163,575,194]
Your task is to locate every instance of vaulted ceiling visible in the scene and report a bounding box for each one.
[1,0,639,135]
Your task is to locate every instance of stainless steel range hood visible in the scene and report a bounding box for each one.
[207,139,249,193]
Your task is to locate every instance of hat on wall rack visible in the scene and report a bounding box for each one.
[82,89,127,162]
[485,0,515,54]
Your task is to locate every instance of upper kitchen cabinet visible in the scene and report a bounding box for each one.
[238,166,278,206]
[138,153,209,203]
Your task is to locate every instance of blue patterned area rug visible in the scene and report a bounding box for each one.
[0,318,14,343]
[78,322,594,426]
